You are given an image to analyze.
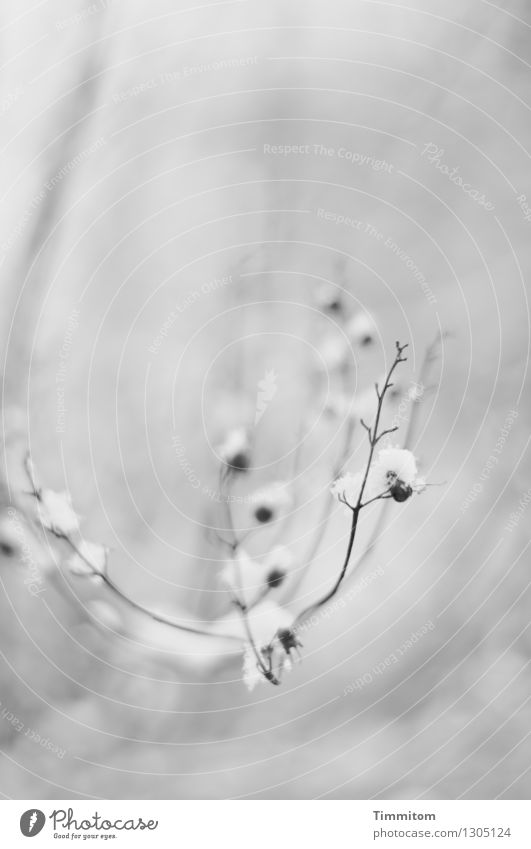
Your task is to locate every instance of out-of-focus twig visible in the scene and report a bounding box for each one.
[23,453,241,641]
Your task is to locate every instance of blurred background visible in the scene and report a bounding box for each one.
[0,0,530,800]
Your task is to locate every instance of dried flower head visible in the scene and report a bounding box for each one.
[277,627,302,658]
[241,600,295,690]
[371,447,419,501]
[332,448,425,506]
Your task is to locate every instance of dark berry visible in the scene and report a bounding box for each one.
[255,505,273,523]
[266,568,286,588]
[228,451,250,471]
[390,479,412,502]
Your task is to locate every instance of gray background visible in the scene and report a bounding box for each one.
[0,0,530,799]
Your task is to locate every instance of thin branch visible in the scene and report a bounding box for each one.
[359,418,372,439]
[218,468,278,681]
[287,409,356,601]
[342,330,446,589]
[69,534,242,640]
[293,343,408,627]
[375,426,399,444]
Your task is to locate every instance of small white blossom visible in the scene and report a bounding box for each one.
[217,427,251,471]
[251,481,292,523]
[347,311,377,347]
[220,548,259,598]
[66,540,108,577]
[264,545,294,588]
[332,449,424,506]
[37,489,79,536]
[375,447,418,485]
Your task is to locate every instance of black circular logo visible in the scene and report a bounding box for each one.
[20,810,46,837]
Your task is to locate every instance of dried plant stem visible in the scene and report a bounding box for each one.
[293,342,408,627]
[67,534,241,640]
[342,330,444,588]
[288,413,356,601]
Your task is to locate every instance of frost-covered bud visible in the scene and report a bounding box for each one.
[266,568,286,588]
[408,382,424,402]
[217,427,251,472]
[263,545,293,588]
[332,448,426,506]
[347,311,377,347]
[251,482,292,524]
[37,489,79,536]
